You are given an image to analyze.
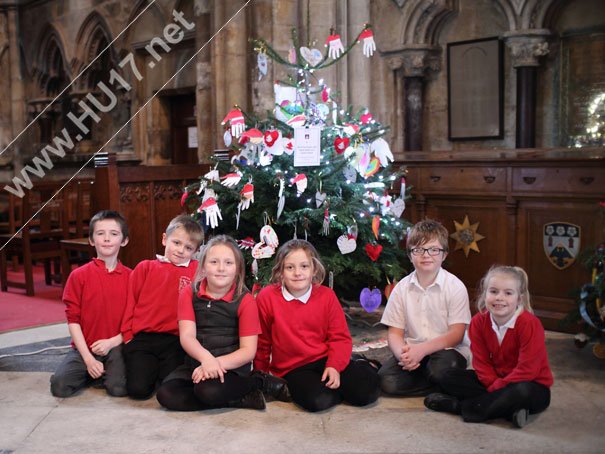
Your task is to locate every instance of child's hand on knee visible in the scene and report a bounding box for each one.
[322,367,340,389]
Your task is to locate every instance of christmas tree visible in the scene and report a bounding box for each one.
[182,25,412,302]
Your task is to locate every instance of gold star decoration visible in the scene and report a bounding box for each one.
[450,215,485,257]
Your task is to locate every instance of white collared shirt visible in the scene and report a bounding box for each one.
[381,268,472,360]
[155,254,191,267]
[490,306,524,345]
[281,285,312,304]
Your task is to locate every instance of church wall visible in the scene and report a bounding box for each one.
[0,0,604,184]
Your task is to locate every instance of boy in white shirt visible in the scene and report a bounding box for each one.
[378,219,471,396]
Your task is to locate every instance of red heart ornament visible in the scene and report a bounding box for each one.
[264,130,279,146]
[365,243,383,262]
[334,137,349,154]
[384,279,398,299]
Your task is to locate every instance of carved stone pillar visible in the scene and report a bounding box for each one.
[504,30,550,148]
[385,46,440,151]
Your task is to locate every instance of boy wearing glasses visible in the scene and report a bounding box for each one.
[378,219,471,396]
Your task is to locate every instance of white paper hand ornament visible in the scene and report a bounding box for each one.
[326,34,344,59]
[358,29,376,57]
[198,197,222,229]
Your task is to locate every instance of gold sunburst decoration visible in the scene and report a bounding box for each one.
[450,215,485,257]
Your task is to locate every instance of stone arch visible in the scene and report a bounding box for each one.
[32,24,70,97]
[123,0,169,46]
[72,11,118,91]
[397,0,458,45]
[492,0,567,30]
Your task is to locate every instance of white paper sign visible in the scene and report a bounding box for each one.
[188,127,198,148]
[294,127,321,167]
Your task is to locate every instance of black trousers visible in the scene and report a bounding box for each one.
[156,365,257,411]
[378,349,467,396]
[439,368,551,423]
[123,332,184,399]
[283,357,380,412]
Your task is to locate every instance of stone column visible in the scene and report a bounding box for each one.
[347,0,371,109]
[6,6,26,168]
[504,29,550,148]
[194,0,213,162]
[385,46,439,151]
[212,0,248,147]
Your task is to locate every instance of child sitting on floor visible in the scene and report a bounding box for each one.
[254,239,380,412]
[157,235,269,410]
[424,265,553,428]
[50,210,131,397]
[378,218,471,396]
[121,214,203,399]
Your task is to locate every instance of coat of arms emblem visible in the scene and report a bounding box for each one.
[543,222,581,270]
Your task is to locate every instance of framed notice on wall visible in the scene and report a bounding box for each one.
[447,37,503,140]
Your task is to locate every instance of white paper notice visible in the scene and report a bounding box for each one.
[294,126,321,167]
[188,127,198,148]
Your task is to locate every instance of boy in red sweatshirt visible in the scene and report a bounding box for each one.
[51,210,131,397]
[121,214,204,399]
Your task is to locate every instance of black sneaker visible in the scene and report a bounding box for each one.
[423,392,461,414]
[229,389,266,410]
[512,408,528,428]
[251,370,292,402]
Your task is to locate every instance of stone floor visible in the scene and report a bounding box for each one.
[0,308,604,453]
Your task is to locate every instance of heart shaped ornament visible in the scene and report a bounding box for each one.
[365,243,383,261]
[315,191,327,208]
[300,47,322,66]
[337,234,357,254]
[390,198,405,218]
[334,137,349,154]
[360,288,382,313]
[264,130,279,147]
[384,279,398,299]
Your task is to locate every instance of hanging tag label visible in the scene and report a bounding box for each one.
[294,126,321,167]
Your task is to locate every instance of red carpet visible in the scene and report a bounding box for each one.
[0,265,65,333]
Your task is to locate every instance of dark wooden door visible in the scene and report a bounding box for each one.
[170,94,197,165]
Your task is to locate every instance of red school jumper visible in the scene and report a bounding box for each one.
[63,258,132,348]
[468,309,554,393]
[254,283,352,378]
[121,259,197,343]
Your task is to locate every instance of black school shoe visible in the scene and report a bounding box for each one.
[512,408,529,428]
[350,353,382,371]
[229,389,266,410]
[251,370,292,402]
[423,392,461,414]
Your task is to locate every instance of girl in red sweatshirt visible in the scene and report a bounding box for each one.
[424,265,553,428]
[254,239,380,412]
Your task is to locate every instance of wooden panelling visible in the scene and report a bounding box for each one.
[512,167,604,194]
[94,156,208,269]
[418,166,507,193]
[402,148,605,332]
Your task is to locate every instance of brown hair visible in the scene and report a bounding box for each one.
[270,239,326,285]
[165,214,204,248]
[406,218,449,252]
[89,210,128,240]
[193,235,247,298]
[476,265,533,314]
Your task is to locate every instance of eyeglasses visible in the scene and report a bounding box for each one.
[409,247,446,256]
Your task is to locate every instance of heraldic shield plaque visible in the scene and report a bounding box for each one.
[543,222,581,270]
